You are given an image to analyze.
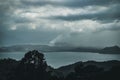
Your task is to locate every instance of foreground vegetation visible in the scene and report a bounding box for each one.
[0,50,120,80]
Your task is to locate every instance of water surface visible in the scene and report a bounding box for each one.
[0,52,120,68]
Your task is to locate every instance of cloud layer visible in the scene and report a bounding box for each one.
[0,0,120,47]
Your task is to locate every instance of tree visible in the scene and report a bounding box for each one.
[15,50,49,80]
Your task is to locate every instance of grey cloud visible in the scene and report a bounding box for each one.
[0,14,61,45]
[0,0,120,47]
[100,23,120,31]
[0,0,20,45]
[0,0,23,26]
[20,0,120,8]
[13,17,33,23]
[2,27,60,46]
[51,30,120,47]
[49,4,120,22]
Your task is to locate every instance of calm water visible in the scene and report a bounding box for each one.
[0,52,120,68]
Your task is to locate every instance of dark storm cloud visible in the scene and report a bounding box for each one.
[49,4,120,22]
[0,0,20,45]
[0,0,120,47]
[100,23,120,31]
[60,0,120,8]
[21,0,120,8]
[0,0,16,25]
[13,17,33,23]
[0,0,11,45]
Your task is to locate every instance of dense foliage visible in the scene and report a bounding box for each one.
[0,50,120,80]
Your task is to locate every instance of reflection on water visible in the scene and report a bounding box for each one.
[0,52,120,68]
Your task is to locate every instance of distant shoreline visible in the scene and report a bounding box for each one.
[0,45,120,54]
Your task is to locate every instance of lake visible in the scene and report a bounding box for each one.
[0,52,120,68]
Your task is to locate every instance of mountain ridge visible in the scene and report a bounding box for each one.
[0,45,120,54]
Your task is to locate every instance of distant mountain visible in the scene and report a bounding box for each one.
[0,45,120,54]
[0,44,76,52]
[99,46,120,54]
[0,45,100,53]
[0,45,52,52]
[67,47,99,52]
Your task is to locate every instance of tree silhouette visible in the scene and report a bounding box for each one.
[21,50,47,69]
[1,50,120,80]
[15,50,50,80]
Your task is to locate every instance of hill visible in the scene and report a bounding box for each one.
[99,46,120,54]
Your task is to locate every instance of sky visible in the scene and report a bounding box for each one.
[0,0,120,48]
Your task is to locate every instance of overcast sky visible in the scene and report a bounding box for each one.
[0,0,120,47]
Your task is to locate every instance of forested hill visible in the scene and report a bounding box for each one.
[0,50,120,80]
